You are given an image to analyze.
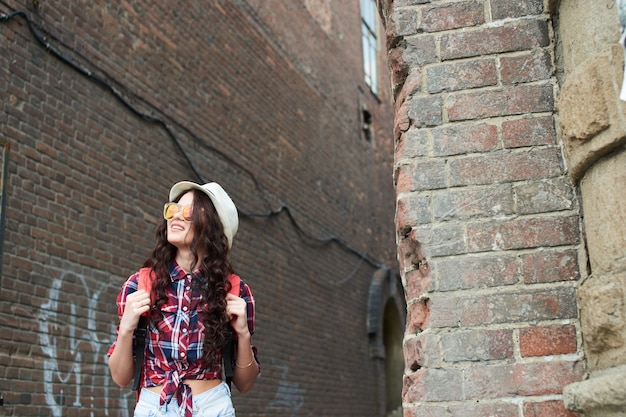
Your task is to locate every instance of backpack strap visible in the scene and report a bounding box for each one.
[132,317,148,391]
[137,267,156,315]
[132,268,154,391]
[223,274,241,389]
[228,273,241,297]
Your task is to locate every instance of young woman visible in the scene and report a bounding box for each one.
[108,181,259,417]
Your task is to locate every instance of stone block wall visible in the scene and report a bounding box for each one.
[556,1,626,415]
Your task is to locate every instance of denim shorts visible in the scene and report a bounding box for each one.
[134,382,235,417]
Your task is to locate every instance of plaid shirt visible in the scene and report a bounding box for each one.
[108,261,257,414]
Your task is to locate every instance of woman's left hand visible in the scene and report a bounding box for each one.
[226,293,250,337]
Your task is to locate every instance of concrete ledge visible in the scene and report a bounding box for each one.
[557,45,626,182]
[563,365,626,415]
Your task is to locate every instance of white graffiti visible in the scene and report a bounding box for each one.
[38,270,132,416]
[266,364,305,416]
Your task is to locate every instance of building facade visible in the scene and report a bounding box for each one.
[380,0,626,416]
[0,1,400,416]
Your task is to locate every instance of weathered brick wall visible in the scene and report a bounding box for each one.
[379,0,586,415]
[0,1,396,416]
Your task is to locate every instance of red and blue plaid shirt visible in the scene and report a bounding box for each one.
[108,261,257,414]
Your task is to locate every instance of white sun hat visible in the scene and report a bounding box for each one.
[168,181,239,248]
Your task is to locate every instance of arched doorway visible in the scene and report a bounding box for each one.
[368,267,406,417]
[383,299,404,416]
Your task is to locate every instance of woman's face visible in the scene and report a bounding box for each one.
[166,191,195,250]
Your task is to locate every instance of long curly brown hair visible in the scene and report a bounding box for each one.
[143,189,234,365]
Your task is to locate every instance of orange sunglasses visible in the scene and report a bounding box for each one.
[163,203,194,221]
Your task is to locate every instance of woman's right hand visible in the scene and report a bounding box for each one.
[118,289,151,334]
[109,288,151,388]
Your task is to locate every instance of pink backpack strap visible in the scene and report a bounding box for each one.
[224,273,242,388]
[228,273,241,296]
[132,267,153,392]
[137,267,155,317]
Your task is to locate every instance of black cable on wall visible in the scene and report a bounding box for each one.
[0,8,387,275]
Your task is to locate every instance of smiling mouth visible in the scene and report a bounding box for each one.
[171,223,185,232]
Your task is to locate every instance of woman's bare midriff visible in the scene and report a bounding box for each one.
[145,379,222,395]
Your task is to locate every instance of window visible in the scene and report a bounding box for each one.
[361,0,379,95]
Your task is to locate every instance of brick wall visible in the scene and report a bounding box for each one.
[0,1,396,416]
[380,0,586,415]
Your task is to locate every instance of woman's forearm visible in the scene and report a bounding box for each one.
[108,329,136,387]
[231,333,259,393]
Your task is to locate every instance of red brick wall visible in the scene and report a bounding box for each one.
[381,0,586,416]
[0,1,395,416]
